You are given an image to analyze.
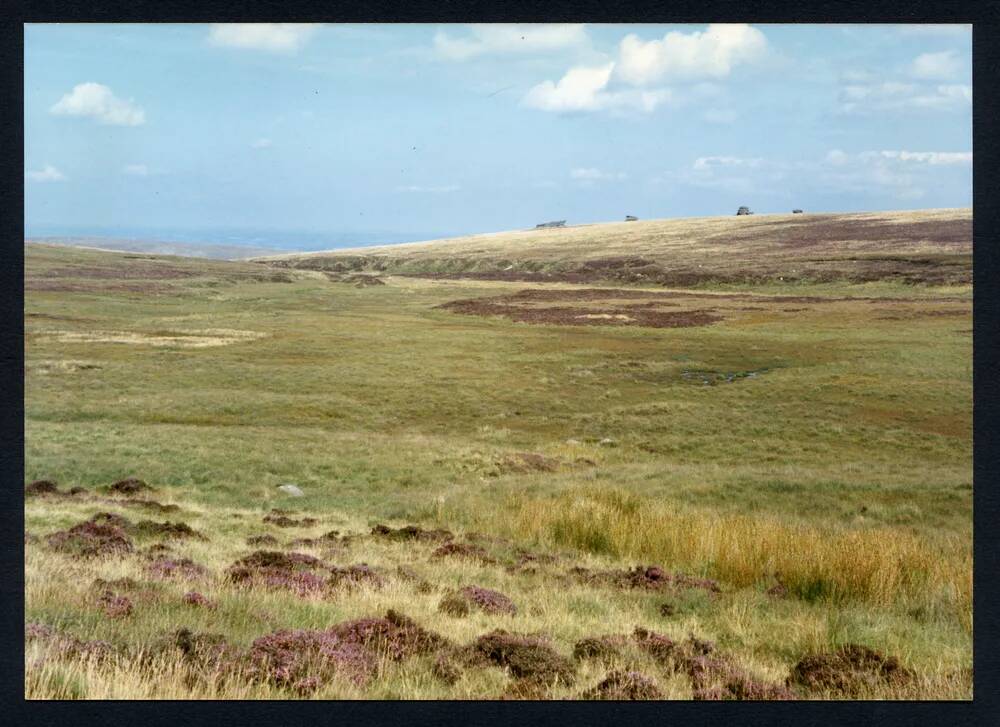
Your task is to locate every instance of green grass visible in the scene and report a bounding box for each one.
[23,238,972,699]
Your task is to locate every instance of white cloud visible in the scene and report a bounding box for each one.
[251,138,273,149]
[433,24,588,61]
[614,24,769,86]
[522,24,765,115]
[26,164,67,182]
[692,156,763,171]
[396,184,460,193]
[570,167,627,182]
[50,82,145,126]
[122,164,148,176]
[208,24,320,53]
[839,80,971,112]
[911,50,962,80]
[858,150,972,166]
[818,148,972,200]
[522,62,671,114]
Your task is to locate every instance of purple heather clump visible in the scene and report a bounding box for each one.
[46,520,134,557]
[146,556,209,580]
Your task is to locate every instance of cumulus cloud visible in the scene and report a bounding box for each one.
[522,24,766,115]
[522,63,671,114]
[208,24,320,53]
[613,24,769,86]
[396,184,460,193]
[123,164,149,176]
[433,24,588,61]
[26,164,67,182]
[911,50,962,80]
[251,138,273,149]
[50,82,145,126]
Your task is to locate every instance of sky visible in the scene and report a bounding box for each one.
[24,23,973,249]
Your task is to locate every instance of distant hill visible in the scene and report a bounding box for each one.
[24,237,283,261]
[253,208,972,287]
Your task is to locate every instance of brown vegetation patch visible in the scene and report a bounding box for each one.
[582,670,663,700]
[46,519,134,558]
[226,550,328,596]
[133,520,205,540]
[496,452,561,474]
[571,565,721,596]
[246,610,451,693]
[439,586,517,617]
[371,523,454,542]
[247,534,280,546]
[109,478,153,495]
[471,630,575,685]
[328,563,385,590]
[263,512,318,528]
[25,480,61,497]
[289,530,347,548]
[146,557,209,580]
[631,629,794,700]
[156,628,240,674]
[431,540,498,564]
[573,635,628,661]
[438,297,724,329]
[96,590,134,619]
[788,644,914,696]
[183,592,218,609]
[507,549,559,574]
[117,498,181,514]
[25,622,116,663]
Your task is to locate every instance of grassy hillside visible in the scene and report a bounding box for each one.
[24,213,972,699]
[257,208,971,287]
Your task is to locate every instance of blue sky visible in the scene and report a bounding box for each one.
[24,23,972,248]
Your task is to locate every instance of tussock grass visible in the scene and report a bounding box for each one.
[501,488,971,630]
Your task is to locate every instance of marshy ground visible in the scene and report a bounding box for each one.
[24,209,972,699]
